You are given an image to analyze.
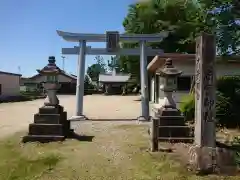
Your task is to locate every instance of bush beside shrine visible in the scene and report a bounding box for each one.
[0,91,46,103]
[180,76,240,128]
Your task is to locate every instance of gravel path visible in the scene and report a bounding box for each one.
[0,95,141,137]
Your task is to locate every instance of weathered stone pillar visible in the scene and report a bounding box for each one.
[189,33,217,173]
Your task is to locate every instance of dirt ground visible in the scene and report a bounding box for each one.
[0,95,142,137]
[0,95,239,179]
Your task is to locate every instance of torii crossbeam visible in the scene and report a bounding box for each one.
[57,30,168,121]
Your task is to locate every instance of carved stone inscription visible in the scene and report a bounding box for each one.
[195,34,216,123]
[202,63,215,122]
[195,39,201,101]
[194,33,216,147]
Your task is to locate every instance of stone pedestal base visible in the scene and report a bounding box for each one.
[69,115,88,121]
[152,106,193,142]
[188,145,237,174]
[22,105,70,143]
[137,116,150,122]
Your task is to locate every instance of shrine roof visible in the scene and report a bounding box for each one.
[0,71,22,77]
[29,70,77,81]
[148,54,240,73]
[99,73,130,83]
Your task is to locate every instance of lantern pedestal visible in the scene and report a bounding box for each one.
[22,104,70,143]
[152,102,192,143]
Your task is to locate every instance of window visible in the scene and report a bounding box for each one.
[177,76,192,91]
[46,75,57,82]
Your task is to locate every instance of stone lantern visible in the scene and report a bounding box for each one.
[37,56,61,106]
[22,56,70,143]
[151,58,191,143]
[157,58,182,110]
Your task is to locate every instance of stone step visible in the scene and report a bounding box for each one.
[160,121,185,126]
[158,137,194,143]
[153,108,181,116]
[158,126,193,138]
[29,124,63,136]
[22,135,65,143]
[39,105,63,114]
[34,114,62,124]
[154,116,185,119]
[156,117,185,126]
[153,116,185,124]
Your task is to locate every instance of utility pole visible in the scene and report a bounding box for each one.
[61,56,66,71]
[18,66,21,74]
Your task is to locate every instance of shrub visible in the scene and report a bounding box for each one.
[0,95,32,103]
[216,76,240,128]
[179,94,195,122]
[180,76,240,128]
[20,91,42,96]
[231,136,240,167]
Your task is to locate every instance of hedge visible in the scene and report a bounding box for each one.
[180,76,240,128]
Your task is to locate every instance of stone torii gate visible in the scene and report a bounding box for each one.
[57,30,168,121]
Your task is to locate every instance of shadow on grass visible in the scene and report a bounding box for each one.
[67,131,94,142]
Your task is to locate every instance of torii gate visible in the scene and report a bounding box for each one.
[57,30,168,121]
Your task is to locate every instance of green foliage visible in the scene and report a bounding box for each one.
[216,76,240,128]
[180,76,240,128]
[120,0,206,82]
[231,136,240,167]
[180,94,195,122]
[120,0,240,82]
[84,75,95,90]
[198,0,240,56]
[107,56,123,73]
[86,56,107,81]
[0,94,46,103]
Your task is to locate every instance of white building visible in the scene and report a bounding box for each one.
[0,71,21,97]
[148,54,240,106]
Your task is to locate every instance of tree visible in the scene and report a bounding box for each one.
[84,74,94,90]
[107,56,122,73]
[86,55,107,82]
[120,0,205,83]
[119,0,240,83]
[197,0,240,56]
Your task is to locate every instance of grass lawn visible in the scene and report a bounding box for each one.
[0,122,239,180]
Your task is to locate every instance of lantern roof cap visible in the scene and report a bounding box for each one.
[158,58,182,76]
[37,56,61,74]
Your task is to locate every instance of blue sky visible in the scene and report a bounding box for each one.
[0,0,136,77]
